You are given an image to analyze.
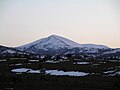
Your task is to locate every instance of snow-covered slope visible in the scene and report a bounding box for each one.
[16,38,45,51]
[0,45,25,55]
[16,35,109,54]
[102,48,120,54]
[17,35,83,51]
[82,44,109,49]
[1,49,17,54]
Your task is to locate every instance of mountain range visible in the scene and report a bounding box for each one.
[0,35,120,56]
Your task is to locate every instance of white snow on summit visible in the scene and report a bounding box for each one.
[17,35,83,50]
[17,35,109,51]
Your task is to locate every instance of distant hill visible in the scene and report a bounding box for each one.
[0,35,120,58]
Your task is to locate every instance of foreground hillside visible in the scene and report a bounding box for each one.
[0,57,120,90]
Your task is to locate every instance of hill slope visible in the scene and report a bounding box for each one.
[16,35,109,54]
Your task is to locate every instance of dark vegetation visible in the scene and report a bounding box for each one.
[0,54,120,90]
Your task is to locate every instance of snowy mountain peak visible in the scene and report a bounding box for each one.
[47,34,82,47]
[17,34,82,51]
[49,34,59,38]
[17,35,109,53]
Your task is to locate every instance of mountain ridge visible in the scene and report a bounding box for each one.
[0,35,120,56]
[15,34,111,54]
[17,35,109,51]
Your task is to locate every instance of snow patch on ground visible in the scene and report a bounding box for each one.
[12,68,32,73]
[104,70,115,74]
[9,63,23,66]
[29,60,39,62]
[11,68,89,76]
[73,62,90,65]
[45,60,60,63]
[0,59,6,62]
[103,70,120,76]
[46,70,88,76]
[109,60,120,62]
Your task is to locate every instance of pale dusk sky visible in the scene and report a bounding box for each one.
[0,0,120,48]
